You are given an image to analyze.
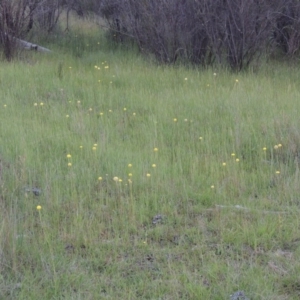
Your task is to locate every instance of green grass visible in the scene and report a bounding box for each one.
[1,16,300,299]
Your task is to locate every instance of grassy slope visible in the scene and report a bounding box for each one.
[1,14,300,299]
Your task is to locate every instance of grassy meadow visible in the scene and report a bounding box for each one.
[1,14,300,299]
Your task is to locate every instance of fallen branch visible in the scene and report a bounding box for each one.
[213,204,290,214]
[13,36,51,53]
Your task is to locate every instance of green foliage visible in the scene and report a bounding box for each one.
[1,22,300,299]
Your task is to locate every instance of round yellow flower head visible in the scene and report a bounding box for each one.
[113,177,119,182]
[98,177,102,181]
[68,162,72,167]
[152,164,156,168]
[263,147,267,151]
[36,205,42,210]
[173,118,177,122]
[66,154,71,158]
[146,173,151,177]
[222,162,226,166]
[154,148,158,152]
[128,164,132,167]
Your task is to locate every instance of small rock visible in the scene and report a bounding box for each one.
[25,187,41,196]
[152,214,164,225]
[230,291,250,300]
[65,244,75,253]
[32,187,41,196]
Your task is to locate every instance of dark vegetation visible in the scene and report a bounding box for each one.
[1,0,300,69]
